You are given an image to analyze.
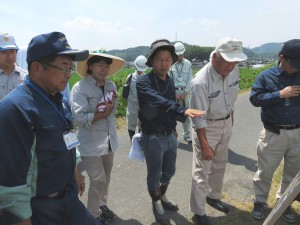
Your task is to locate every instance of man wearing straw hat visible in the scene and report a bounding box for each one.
[136,39,205,225]
[71,49,125,223]
[0,31,101,225]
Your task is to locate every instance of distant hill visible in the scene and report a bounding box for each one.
[108,42,283,62]
[251,42,283,58]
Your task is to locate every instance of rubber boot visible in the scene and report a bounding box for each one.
[128,129,135,142]
[160,184,179,211]
[148,189,170,225]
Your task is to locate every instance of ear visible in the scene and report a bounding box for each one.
[29,62,44,78]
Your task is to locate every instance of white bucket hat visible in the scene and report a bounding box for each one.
[134,55,148,72]
[215,37,247,62]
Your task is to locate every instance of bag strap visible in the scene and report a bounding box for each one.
[125,73,133,85]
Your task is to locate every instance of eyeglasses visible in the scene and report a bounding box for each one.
[40,61,75,75]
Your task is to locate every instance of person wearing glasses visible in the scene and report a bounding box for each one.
[250,39,300,223]
[0,33,27,100]
[0,32,102,225]
[71,50,125,223]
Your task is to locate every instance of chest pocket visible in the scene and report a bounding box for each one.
[87,96,100,113]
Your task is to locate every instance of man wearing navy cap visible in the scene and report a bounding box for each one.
[0,33,27,100]
[250,39,300,223]
[0,32,101,225]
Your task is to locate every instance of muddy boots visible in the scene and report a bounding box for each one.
[148,189,170,225]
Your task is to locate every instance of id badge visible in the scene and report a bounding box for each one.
[63,131,80,150]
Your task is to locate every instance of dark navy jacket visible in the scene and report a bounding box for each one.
[250,66,300,125]
[0,77,77,223]
[136,71,187,133]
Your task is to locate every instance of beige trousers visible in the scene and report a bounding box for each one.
[253,128,300,203]
[190,117,232,215]
[78,153,114,217]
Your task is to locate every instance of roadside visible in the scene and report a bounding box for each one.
[79,93,300,225]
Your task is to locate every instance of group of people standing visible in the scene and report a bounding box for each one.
[0,30,300,225]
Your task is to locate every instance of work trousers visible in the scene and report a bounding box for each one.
[253,128,300,203]
[78,153,114,217]
[190,117,232,215]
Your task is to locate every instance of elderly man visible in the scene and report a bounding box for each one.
[250,39,300,223]
[0,33,27,100]
[0,32,101,225]
[190,37,247,225]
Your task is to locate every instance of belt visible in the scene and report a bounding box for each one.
[274,124,300,130]
[143,130,173,136]
[207,114,231,121]
[175,87,184,90]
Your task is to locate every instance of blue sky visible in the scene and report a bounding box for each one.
[1,0,299,50]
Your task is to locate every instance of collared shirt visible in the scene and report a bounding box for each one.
[0,77,76,223]
[250,66,300,125]
[136,71,187,133]
[128,71,144,103]
[170,58,193,93]
[0,65,27,100]
[190,62,239,129]
[70,75,118,156]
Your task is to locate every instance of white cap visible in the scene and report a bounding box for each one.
[174,42,185,55]
[134,55,148,72]
[215,37,247,62]
[0,33,18,51]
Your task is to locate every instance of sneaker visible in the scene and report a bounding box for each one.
[252,202,267,220]
[184,137,192,144]
[99,205,115,220]
[282,205,295,223]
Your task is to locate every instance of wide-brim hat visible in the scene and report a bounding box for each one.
[215,37,247,62]
[146,39,178,67]
[77,49,125,77]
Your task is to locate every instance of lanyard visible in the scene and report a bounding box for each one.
[25,78,68,128]
[175,61,184,78]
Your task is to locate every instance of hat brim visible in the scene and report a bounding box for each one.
[146,46,178,67]
[175,50,185,56]
[77,52,125,77]
[57,49,89,61]
[135,64,148,72]
[0,45,19,51]
[219,51,248,62]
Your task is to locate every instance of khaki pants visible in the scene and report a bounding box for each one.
[253,128,300,203]
[190,117,232,215]
[78,153,114,217]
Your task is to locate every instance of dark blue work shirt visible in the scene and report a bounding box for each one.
[136,71,187,133]
[250,66,300,125]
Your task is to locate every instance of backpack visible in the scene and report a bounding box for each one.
[122,73,133,99]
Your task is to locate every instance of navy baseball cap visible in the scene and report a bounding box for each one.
[280,39,300,70]
[27,31,89,64]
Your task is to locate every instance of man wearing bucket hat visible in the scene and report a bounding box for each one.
[250,39,300,223]
[170,42,193,144]
[126,55,148,141]
[0,33,27,100]
[190,37,247,225]
[136,39,205,225]
[0,31,103,225]
[71,49,125,223]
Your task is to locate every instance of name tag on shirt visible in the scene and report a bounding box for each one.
[63,131,80,150]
